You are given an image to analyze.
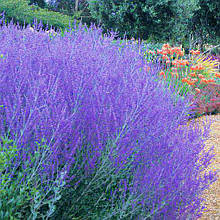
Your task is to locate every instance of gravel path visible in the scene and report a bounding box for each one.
[178,114,220,219]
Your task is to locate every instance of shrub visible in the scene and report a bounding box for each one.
[189,0,220,48]
[0,0,79,32]
[29,0,47,9]
[0,135,64,219]
[0,19,218,219]
[87,0,178,41]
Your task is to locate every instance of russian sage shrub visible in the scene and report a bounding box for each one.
[0,18,218,219]
[0,135,64,219]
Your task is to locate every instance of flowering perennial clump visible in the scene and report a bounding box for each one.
[0,17,218,219]
[144,43,220,116]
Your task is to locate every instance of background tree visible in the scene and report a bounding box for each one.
[88,0,177,41]
[189,0,220,51]
[42,0,94,25]
[170,0,200,48]
[27,0,220,51]
[29,0,46,8]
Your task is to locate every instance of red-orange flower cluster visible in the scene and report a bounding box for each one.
[172,59,189,67]
[190,50,200,55]
[190,64,204,71]
[215,73,220,78]
[157,44,184,57]
[152,43,219,100]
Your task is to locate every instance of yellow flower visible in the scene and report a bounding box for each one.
[194,55,219,75]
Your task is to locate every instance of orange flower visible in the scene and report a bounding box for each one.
[171,48,176,54]
[190,81,196,85]
[172,59,179,66]
[197,64,204,70]
[207,78,215,83]
[190,64,204,71]
[189,72,196,77]
[195,88,201,93]
[157,49,163,54]
[179,59,189,66]
[162,55,169,60]
[182,78,188,83]
[198,74,204,79]
[178,51,184,56]
[190,66,197,71]
[162,43,170,49]
[187,80,195,85]
[200,79,208,84]
[159,71,165,76]
[184,60,189,65]
[161,50,168,56]
[167,49,173,55]
[172,47,182,53]
[215,73,220,78]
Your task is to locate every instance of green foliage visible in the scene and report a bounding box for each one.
[190,0,220,46]
[0,134,143,219]
[29,0,46,8]
[0,136,64,219]
[88,0,219,48]
[0,0,78,32]
[53,140,142,219]
[170,0,200,46]
[88,0,177,41]
[46,0,76,16]
[0,136,18,173]
[44,0,96,26]
[0,135,29,218]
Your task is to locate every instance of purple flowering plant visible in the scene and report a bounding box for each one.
[0,14,218,219]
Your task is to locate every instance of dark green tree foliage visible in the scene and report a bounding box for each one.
[29,0,46,8]
[88,0,177,41]
[169,0,199,46]
[48,0,75,15]
[189,0,220,48]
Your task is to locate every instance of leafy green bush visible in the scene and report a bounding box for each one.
[88,0,177,41]
[189,0,220,48]
[29,0,46,9]
[43,0,96,26]
[0,0,79,32]
[0,135,64,219]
